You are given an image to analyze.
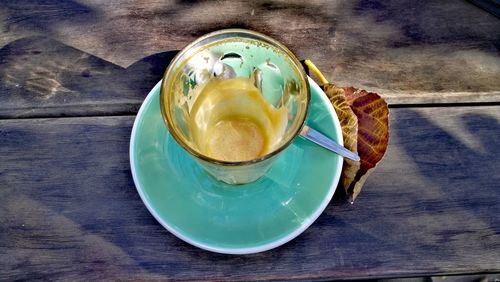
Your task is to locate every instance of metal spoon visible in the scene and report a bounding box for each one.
[300,125,360,161]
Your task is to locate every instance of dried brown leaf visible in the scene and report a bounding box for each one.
[323,84,360,193]
[343,87,390,203]
[304,58,389,203]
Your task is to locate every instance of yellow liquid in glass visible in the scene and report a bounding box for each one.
[189,77,288,162]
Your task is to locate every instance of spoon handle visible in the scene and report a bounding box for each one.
[300,125,360,162]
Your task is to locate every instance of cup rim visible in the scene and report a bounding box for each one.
[160,28,310,166]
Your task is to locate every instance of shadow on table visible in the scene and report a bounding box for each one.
[354,0,500,48]
[391,109,500,227]
[1,0,96,33]
[0,36,177,117]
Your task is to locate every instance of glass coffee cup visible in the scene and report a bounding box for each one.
[160,29,309,184]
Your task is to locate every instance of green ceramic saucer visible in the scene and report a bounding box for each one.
[130,77,343,254]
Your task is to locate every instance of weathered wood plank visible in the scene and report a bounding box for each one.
[0,36,177,118]
[1,106,499,280]
[1,0,499,118]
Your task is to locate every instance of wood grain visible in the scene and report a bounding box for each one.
[1,0,499,118]
[1,106,499,281]
[0,36,177,118]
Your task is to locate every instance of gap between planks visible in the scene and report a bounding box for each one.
[1,102,500,121]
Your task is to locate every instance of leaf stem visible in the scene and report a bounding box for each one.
[304,59,329,85]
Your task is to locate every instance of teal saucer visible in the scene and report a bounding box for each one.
[130,77,343,254]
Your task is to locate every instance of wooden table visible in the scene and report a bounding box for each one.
[1,1,499,280]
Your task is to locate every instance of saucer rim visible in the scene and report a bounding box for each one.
[129,77,343,254]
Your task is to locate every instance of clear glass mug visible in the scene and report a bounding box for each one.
[160,29,310,184]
